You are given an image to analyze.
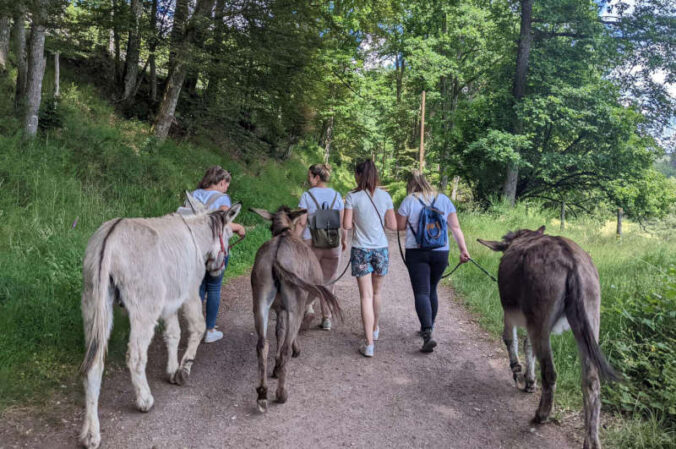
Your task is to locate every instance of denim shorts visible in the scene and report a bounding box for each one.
[351,247,389,277]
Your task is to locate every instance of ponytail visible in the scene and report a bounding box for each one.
[309,163,331,182]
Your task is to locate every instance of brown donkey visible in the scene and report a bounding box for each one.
[250,206,342,412]
[478,226,619,449]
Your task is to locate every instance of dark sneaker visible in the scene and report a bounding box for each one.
[421,330,437,353]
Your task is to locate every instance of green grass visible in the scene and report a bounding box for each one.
[446,201,676,448]
[0,72,351,409]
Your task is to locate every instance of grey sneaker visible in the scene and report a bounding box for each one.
[373,327,380,341]
[204,329,223,343]
[320,318,332,331]
[359,342,374,357]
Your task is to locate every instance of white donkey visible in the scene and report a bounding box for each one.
[79,194,241,449]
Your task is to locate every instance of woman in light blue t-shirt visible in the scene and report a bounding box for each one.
[396,170,470,353]
[192,166,246,344]
[295,164,346,330]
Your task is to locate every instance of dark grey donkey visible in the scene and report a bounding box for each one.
[250,206,342,412]
[478,226,619,449]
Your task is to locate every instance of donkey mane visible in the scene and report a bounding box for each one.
[207,210,231,238]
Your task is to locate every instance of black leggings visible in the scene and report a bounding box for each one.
[405,249,449,331]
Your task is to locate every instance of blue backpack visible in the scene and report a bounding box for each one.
[409,195,448,249]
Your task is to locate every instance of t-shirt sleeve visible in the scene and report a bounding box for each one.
[398,195,411,217]
[442,194,456,215]
[384,192,394,210]
[344,192,354,209]
[298,192,308,209]
[212,194,232,210]
[335,191,344,210]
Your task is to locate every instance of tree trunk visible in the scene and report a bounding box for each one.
[121,0,143,103]
[0,16,10,71]
[23,22,46,137]
[560,201,565,231]
[54,51,60,97]
[154,0,215,139]
[323,115,333,164]
[149,0,158,102]
[502,0,533,205]
[616,208,623,237]
[13,13,27,110]
[451,176,460,201]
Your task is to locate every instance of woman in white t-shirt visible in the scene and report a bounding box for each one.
[396,170,470,353]
[343,159,397,357]
[295,164,347,330]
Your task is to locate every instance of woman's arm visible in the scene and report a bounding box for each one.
[395,212,408,231]
[229,222,246,238]
[384,209,397,231]
[340,209,348,251]
[448,212,470,263]
[295,213,308,238]
[343,208,353,230]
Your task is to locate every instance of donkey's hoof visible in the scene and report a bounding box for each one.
[136,394,154,412]
[524,381,536,393]
[175,367,190,386]
[257,399,268,413]
[276,389,288,404]
[292,347,301,358]
[271,366,279,379]
[79,425,101,449]
[531,413,549,425]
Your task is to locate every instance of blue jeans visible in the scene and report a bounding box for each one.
[199,255,229,330]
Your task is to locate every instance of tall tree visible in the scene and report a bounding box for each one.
[0,15,10,71]
[23,7,48,136]
[12,10,27,109]
[121,0,143,104]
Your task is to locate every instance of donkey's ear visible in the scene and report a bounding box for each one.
[477,238,509,252]
[184,191,205,214]
[535,225,546,235]
[288,208,308,221]
[225,203,242,222]
[250,208,273,221]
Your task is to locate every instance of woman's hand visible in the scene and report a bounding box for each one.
[459,249,470,264]
[230,223,246,238]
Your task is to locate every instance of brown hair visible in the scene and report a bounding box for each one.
[353,159,379,195]
[406,170,436,201]
[309,163,331,182]
[197,165,231,189]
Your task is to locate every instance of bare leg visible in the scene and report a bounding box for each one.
[372,274,385,333]
[126,317,156,412]
[175,296,206,385]
[524,335,537,392]
[357,274,374,345]
[163,313,181,384]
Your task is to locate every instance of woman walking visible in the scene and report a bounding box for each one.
[192,166,246,343]
[396,170,470,353]
[343,160,397,357]
[295,163,347,330]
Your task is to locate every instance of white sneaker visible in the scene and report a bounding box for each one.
[204,329,223,343]
[320,318,332,331]
[373,327,380,341]
[359,342,374,357]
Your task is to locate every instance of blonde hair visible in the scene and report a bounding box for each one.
[406,170,436,201]
[197,166,231,189]
[309,163,331,182]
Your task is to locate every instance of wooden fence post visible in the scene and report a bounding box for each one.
[616,208,623,238]
[560,201,565,231]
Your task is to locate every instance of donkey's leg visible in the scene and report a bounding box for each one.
[531,331,557,424]
[175,296,206,386]
[276,299,303,404]
[581,358,601,449]
[163,313,181,384]
[272,310,288,379]
[127,317,157,412]
[502,315,521,386]
[523,335,537,393]
[80,358,104,449]
[292,338,301,358]
[254,280,276,413]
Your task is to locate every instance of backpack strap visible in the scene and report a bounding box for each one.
[205,192,225,209]
[430,195,438,208]
[306,190,322,210]
[329,192,338,209]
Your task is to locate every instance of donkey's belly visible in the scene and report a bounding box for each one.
[551,316,571,335]
[504,309,527,328]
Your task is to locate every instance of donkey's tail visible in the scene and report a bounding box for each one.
[564,268,620,382]
[272,258,343,322]
[79,219,123,375]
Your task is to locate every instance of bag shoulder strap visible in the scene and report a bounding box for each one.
[329,192,338,209]
[430,195,438,208]
[306,190,322,209]
[205,192,225,208]
[415,195,428,208]
[365,190,386,231]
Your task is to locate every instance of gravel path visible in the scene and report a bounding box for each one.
[1,237,579,449]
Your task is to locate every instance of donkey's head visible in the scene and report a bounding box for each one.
[477,225,546,252]
[205,203,242,276]
[250,206,307,236]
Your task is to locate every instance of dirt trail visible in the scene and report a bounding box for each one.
[1,238,579,449]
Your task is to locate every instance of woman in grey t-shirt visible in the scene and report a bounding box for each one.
[343,160,397,357]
